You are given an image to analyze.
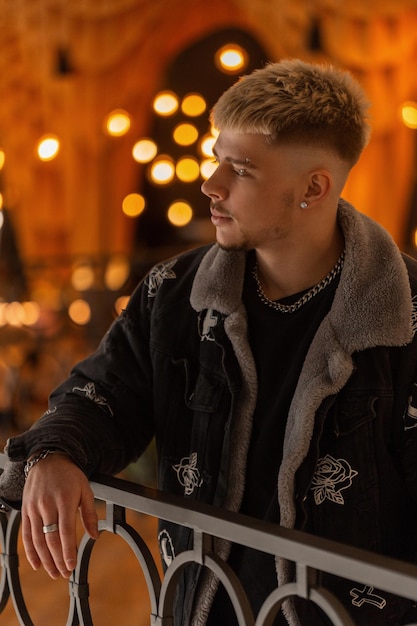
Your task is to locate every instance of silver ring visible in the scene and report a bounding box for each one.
[42,523,59,534]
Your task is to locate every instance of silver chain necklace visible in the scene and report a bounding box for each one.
[252,250,345,313]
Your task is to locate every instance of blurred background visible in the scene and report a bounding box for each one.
[0,0,416,442]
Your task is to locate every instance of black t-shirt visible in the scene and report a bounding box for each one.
[207,255,340,625]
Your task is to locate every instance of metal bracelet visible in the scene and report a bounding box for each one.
[24,449,65,480]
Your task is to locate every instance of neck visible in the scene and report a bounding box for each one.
[255,231,345,301]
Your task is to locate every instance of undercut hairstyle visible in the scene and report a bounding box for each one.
[211,59,371,166]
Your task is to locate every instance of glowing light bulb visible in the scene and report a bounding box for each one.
[122,193,146,217]
[173,123,199,146]
[37,134,60,161]
[132,139,158,163]
[167,201,193,227]
[401,102,417,129]
[153,91,179,116]
[105,109,131,136]
[149,158,175,184]
[215,44,248,74]
[181,93,207,117]
[176,157,200,183]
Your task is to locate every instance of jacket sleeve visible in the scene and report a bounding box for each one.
[3,276,156,482]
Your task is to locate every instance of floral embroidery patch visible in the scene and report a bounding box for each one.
[158,529,175,568]
[404,383,417,431]
[412,295,417,336]
[146,259,177,297]
[172,452,203,495]
[72,382,113,416]
[311,454,358,505]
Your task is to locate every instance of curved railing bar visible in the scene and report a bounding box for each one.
[110,518,161,617]
[69,529,95,626]
[309,587,357,626]
[201,552,255,626]
[156,549,196,621]
[0,511,10,612]
[157,546,254,625]
[70,503,162,626]
[4,509,34,626]
[254,581,355,626]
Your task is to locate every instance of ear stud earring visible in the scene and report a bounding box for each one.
[300,201,308,209]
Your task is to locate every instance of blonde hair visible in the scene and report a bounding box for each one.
[211,59,371,166]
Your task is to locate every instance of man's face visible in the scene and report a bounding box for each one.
[201,130,307,253]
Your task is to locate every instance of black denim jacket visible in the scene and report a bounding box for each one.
[4,200,417,626]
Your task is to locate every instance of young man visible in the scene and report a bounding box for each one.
[2,59,417,625]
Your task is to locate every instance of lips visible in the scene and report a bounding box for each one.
[210,203,231,219]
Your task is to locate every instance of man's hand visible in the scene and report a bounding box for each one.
[21,454,99,579]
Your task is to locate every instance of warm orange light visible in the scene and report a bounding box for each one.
[149,158,175,184]
[401,102,417,129]
[105,109,131,136]
[176,157,200,183]
[181,93,207,117]
[215,44,248,74]
[71,262,95,291]
[37,134,60,161]
[68,299,91,325]
[105,255,130,290]
[167,201,193,227]
[200,134,216,158]
[114,295,130,315]
[122,193,146,217]
[173,123,199,146]
[153,91,179,116]
[21,301,41,326]
[132,139,158,163]
[0,149,5,170]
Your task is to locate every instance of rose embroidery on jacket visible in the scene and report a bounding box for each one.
[146,259,177,297]
[173,452,203,495]
[311,454,358,505]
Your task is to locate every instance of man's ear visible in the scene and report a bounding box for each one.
[304,171,331,204]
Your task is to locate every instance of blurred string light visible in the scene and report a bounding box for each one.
[181,93,207,117]
[68,298,91,325]
[114,295,130,315]
[122,192,146,217]
[215,43,248,74]
[0,301,41,327]
[0,149,5,169]
[153,91,179,116]
[71,261,95,291]
[105,109,131,137]
[173,123,199,146]
[167,201,193,227]
[132,139,158,163]
[149,157,175,184]
[104,254,130,291]
[176,156,200,182]
[37,134,60,161]
[401,101,417,129]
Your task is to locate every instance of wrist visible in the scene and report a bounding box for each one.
[24,449,68,480]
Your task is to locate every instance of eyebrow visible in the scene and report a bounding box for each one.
[212,146,257,168]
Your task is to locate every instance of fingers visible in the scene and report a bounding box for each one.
[21,454,98,579]
[22,511,70,579]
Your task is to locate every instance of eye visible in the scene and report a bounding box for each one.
[234,167,247,177]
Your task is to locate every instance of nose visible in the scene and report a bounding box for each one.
[201,167,228,201]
